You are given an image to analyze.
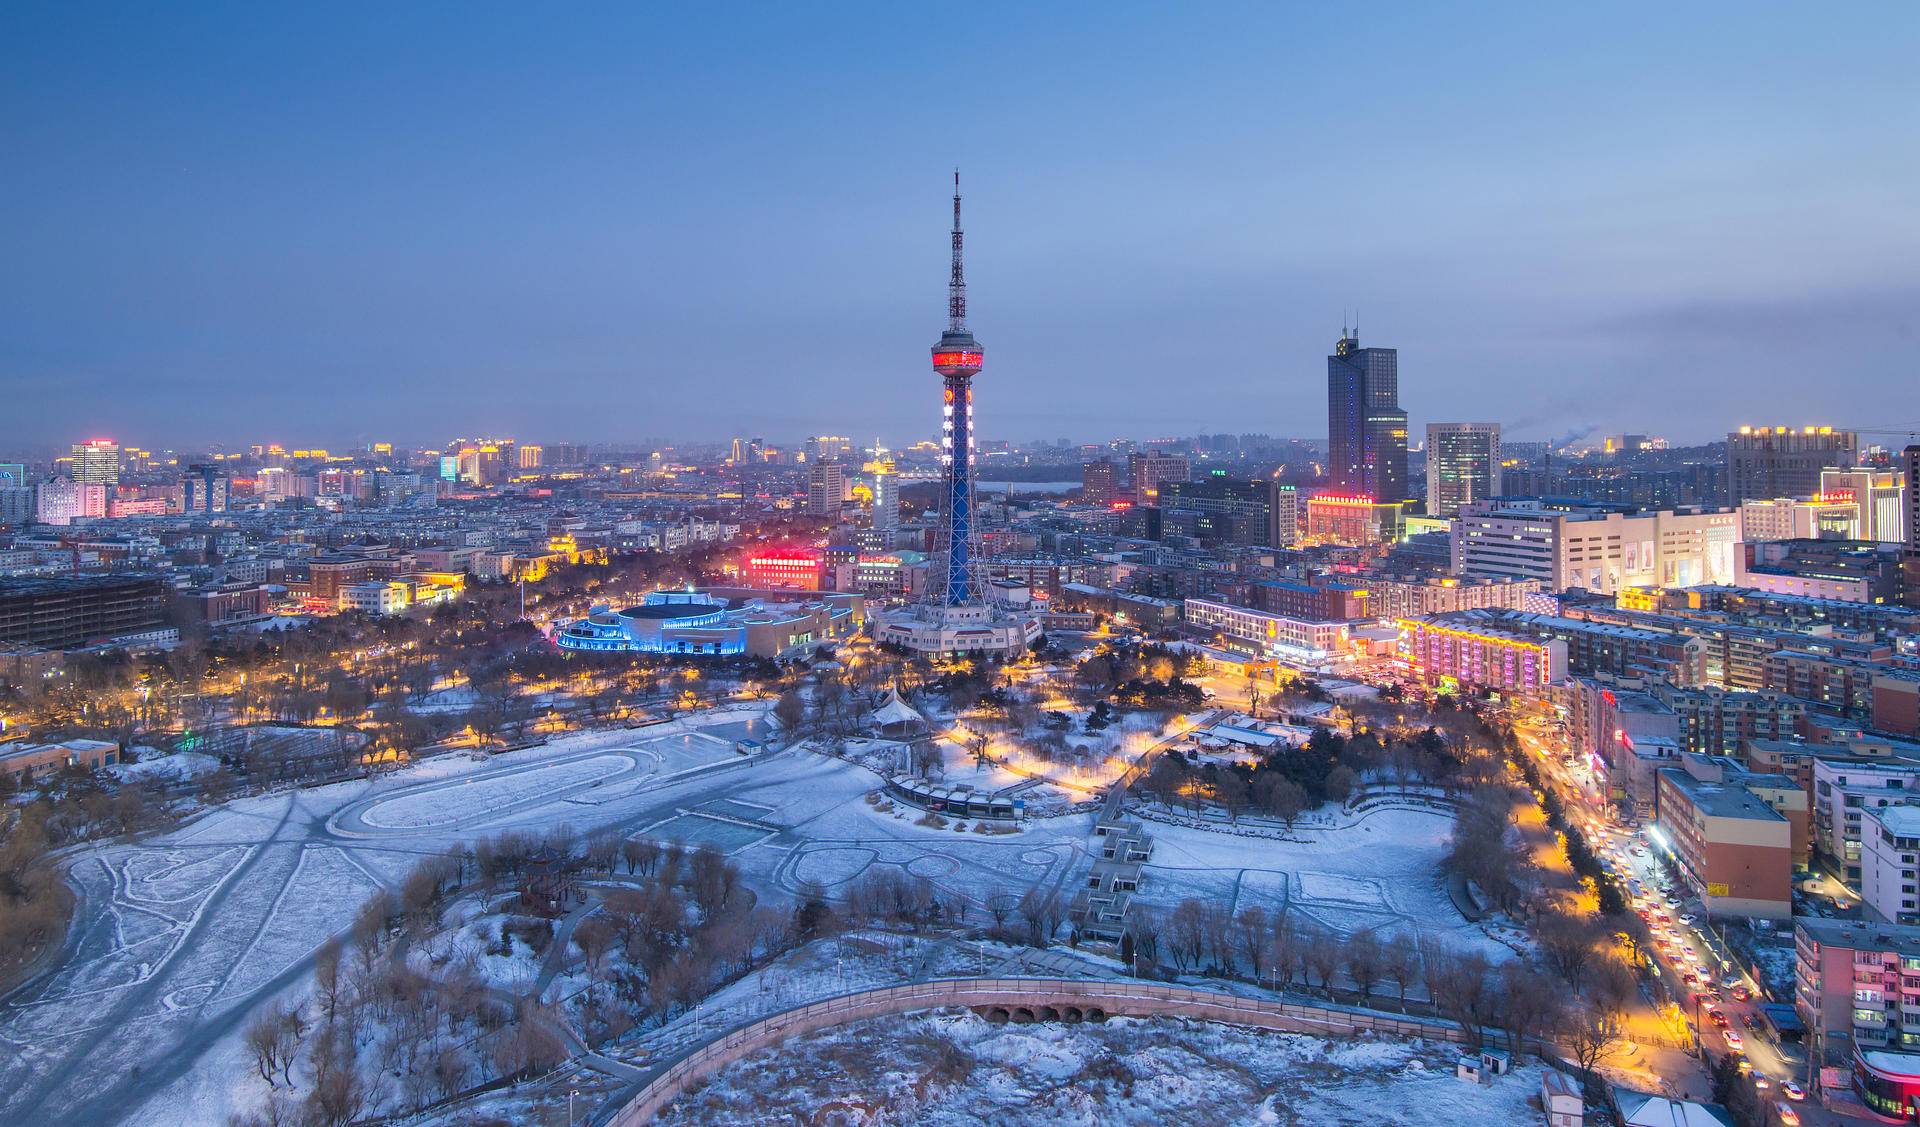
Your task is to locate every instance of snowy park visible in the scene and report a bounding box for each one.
[0,689,1515,1127]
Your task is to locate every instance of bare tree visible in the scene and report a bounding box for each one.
[1563,1003,1623,1073]
[1232,906,1267,979]
[313,937,344,1026]
[1302,928,1341,994]
[1342,929,1384,1002]
[1167,899,1207,971]
[1381,938,1421,1011]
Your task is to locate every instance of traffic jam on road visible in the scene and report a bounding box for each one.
[1514,709,1821,1124]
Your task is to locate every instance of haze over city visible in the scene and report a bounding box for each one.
[4,2,1916,448]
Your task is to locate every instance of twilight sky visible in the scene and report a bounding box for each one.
[2,2,1917,452]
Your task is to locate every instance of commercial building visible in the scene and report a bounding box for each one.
[1157,476,1294,548]
[1305,494,1404,545]
[1451,499,1739,594]
[1738,496,1862,543]
[1127,451,1189,506]
[1425,423,1501,517]
[1726,426,1858,505]
[517,444,543,470]
[1394,614,1566,698]
[1652,756,1793,919]
[1185,596,1352,667]
[69,439,120,486]
[1327,329,1408,504]
[1820,468,1906,545]
[558,590,863,660]
[743,547,826,591]
[1250,577,1370,621]
[1364,574,1541,619]
[0,574,170,651]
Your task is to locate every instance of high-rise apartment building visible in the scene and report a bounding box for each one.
[1127,452,1189,505]
[1425,422,1501,517]
[70,439,120,486]
[1725,426,1858,504]
[807,458,845,517]
[1327,331,1407,503]
[1082,459,1119,505]
[518,444,543,469]
[0,464,25,488]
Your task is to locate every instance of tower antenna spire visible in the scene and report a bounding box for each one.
[949,168,967,331]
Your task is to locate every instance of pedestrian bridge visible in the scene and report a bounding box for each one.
[605,975,1473,1124]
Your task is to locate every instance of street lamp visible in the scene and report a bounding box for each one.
[568,1088,580,1124]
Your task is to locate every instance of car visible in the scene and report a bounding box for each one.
[1753,1075,1771,1091]
[1731,986,1752,1002]
[1638,908,1653,921]
[1775,1103,1800,1125]
[1679,913,1696,924]
[1724,1029,1744,1050]
[1710,1011,1731,1028]
[1781,1081,1805,1101]
[1736,1059,1753,1076]
[1683,971,1699,985]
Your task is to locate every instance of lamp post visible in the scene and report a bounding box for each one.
[568,1088,579,1124]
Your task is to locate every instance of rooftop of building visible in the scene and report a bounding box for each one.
[1870,804,1920,838]
[1657,767,1789,822]
[1798,916,1920,956]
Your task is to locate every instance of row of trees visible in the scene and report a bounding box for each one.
[1125,896,1635,1066]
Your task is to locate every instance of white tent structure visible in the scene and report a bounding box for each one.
[869,686,928,737]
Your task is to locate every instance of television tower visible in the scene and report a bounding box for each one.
[932,170,984,606]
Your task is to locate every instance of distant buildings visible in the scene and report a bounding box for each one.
[1425,422,1501,517]
[870,460,900,533]
[1326,328,1407,504]
[1726,426,1857,504]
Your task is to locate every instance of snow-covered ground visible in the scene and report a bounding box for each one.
[2,693,1504,1127]
[0,705,772,1127]
[652,1009,1555,1126]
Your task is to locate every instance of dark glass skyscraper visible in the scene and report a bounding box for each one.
[1326,330,1407,503]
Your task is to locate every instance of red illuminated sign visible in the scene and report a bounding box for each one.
[932,352,984,367]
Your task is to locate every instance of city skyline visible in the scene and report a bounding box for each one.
[4,4,1918,447]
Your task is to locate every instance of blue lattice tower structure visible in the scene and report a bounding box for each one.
[932,171,984,606]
